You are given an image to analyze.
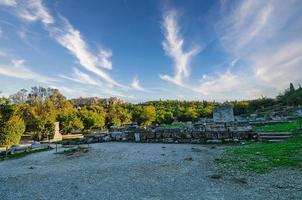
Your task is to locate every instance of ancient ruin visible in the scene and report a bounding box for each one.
[213,105,234,123]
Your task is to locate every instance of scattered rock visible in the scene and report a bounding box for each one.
[273,184,289,189]
[184,157,193,161]
[232,177,248,184]
[191,147,202,152]
[210,174,222,179]
[103,135,111,142]
[207,139,222,144]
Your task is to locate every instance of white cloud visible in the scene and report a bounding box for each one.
[197,0,302,100]
[0,58,55,83]
[0,0,126,89]
[131,77,150,92]
[98,49,112,70]
[49,17,124,88]
[160,10,200,86]
[253,40,302,89]
[58,68,101,86]
[0,0,16,6]
[6,0,54,25]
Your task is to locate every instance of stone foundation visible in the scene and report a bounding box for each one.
[83,128,255,144]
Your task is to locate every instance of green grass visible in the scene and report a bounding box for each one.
[0,148,51,161]
[215,136,302,174]
[162,122,185,129]
[253,119,301,132]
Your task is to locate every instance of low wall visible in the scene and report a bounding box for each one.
[84,128,256,144]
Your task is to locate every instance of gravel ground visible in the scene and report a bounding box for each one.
[0,142,301,200]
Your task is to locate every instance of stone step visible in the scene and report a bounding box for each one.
[259,135,291,139]
[257,132,292,137]
[267,139,284,143]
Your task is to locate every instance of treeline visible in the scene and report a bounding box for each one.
[1,83,301,146]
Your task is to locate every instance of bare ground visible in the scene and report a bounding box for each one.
[0,142,301,200]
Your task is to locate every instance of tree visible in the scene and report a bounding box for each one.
[0,98,25,147]
[106,104,132,127]
[156,108,174,124]
[31,98,57,140]
[290,83,295,93]
[79,106,105,129]
[0,115,25,147]
[137,105,156,126]
[9,89,28,104]
[57,101,83,133]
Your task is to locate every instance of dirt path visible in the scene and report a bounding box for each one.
[0,143,301,200]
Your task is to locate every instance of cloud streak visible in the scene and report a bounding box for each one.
[0,57,55,83]
[58,68,101,86]
[49,17,122,87]
[160,10,200,86]
[131,76,150,92]
[196,0,302,100]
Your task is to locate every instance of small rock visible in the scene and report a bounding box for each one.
[161,154,165,156]
[232,177,248,184]
[273,184,288,189]
[191,147,202,152]
[210,174,222,179]
[184,157,193,161]
[161,146,166,149]
[29,166,34,169]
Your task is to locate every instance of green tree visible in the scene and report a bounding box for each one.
[138,105,156,126]
[57,101,83,133]
[106,104,132,127]
[31,98,57,140]
[79,106,105,129]
[156,108,174,124]
[0,115,25,147]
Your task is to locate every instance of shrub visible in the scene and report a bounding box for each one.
[0,115,25,147]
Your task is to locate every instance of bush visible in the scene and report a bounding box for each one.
[0,115,25,147]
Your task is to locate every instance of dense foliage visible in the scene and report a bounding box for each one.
[0,83,300,143]
[0,98,25,147]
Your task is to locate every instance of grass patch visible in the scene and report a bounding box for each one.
[215,136,302,174]
[0,148,51,161]
[253,119,301,132]
[162,122,185,129]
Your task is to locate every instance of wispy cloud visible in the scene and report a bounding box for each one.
[0,0,16,6]
[0,57,55,83]
[49,17,123,87]
[196,0,302,99]
[253,40,302,90]
[2,0,54,25]
[58,68,101,86]
[131,76,150,92]
[160,10,200,86]
[0,0,128,96]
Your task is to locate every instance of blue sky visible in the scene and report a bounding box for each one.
[0,0,302,102]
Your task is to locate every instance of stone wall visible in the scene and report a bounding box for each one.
[84,126,255,144]
[213,106,234,123]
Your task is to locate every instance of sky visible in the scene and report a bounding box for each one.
[0,0,302,102]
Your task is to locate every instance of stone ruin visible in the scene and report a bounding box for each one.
[83,106,254,144]
[213,105,234,123]
[52,122,62,141]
